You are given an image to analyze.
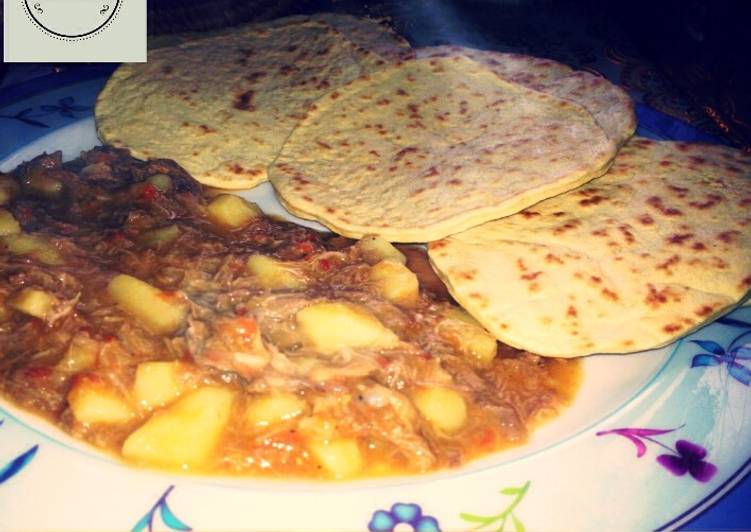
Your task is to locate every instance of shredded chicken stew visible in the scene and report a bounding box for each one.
[0,148,579,479]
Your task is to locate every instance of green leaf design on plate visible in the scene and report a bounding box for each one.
[459,481,530,531]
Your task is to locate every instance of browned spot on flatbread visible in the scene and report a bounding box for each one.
[689,193,723,210]
[521,211,540,219]
[545,253,563,264]
[566,305,578,318]
[637,214,654,225]
[521,271,542,281]
[717,230,740,243]
[695,305,715,317]
[663,323,683,334]
[554,220,581,235]
[234,90,255,111]
[666,233,693,245]
[646,196,682,216]
[601,288,619,301]
[579,195,605,206]
[618,225,635,244]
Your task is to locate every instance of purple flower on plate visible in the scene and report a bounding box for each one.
[597,426,717,483]
[657,439,718,482]
[368,503,440,532]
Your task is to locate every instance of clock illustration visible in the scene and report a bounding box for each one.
[24,0,122,39]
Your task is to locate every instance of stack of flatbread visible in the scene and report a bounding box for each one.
[95,13,751,357]
[96,14,411,189]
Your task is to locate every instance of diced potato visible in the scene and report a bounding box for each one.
[296,302,399,355]
[369,260,419,307]
[122,386,235,469]
[57,333,99,372]
[2,233,62,265]
[0,179,19,205]
[107,274,188,335]
[27,175,64,199]
[138,224,180,248]
[133,361,186,409]
[68,376,135,424]
[358,235,406,265]
[413,387,467,433]
[245,392,308,430]
[439,308,498,364]
[9,288,57,319]
[0,209,20,236]
[207,194,261,228]
[298,415,336,442]
[246,255,306,290]
[147,173,172,192]
[309,438,363,479]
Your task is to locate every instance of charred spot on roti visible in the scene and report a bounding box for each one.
[689,193,723,210]
[579,195,606,206]
[646,196,682,216]
[666,233,694,245]
[663,323,684,334]
[601,288,619,301]
[717,230,740,243]
[545,253,564,264]
[637,214,654,225]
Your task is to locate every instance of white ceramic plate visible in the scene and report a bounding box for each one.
[1,118,750,532]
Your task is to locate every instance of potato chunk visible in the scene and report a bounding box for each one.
[0,209,20,236]
[138,224,180,248]
[309,438,363,479]
[68,376,135,424]
[133,361,186,409]
[122,386,235,469]
[147,173,172,192]
[369,260,419,307]
[107,274,188,335]
[2,234,62,265]
[438,308,498,364]
[57,333,99,372]
[358,235,406,265]
[413,387,467,433]
[207,194,261,228]
[247,255,306,290]
[245,392,308,430]
[296,302,399,354]
[9,288,57,319]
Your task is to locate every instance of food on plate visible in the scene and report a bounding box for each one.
[95,18,396,190]
[416,46,636,146]
[429,138,751,357]
[0,148,579,478]
[269,55,618,242]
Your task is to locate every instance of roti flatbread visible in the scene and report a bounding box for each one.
[96,20,389,189]
[416,46,635,146]
[428,138,751,357]
[269,55,618,242]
